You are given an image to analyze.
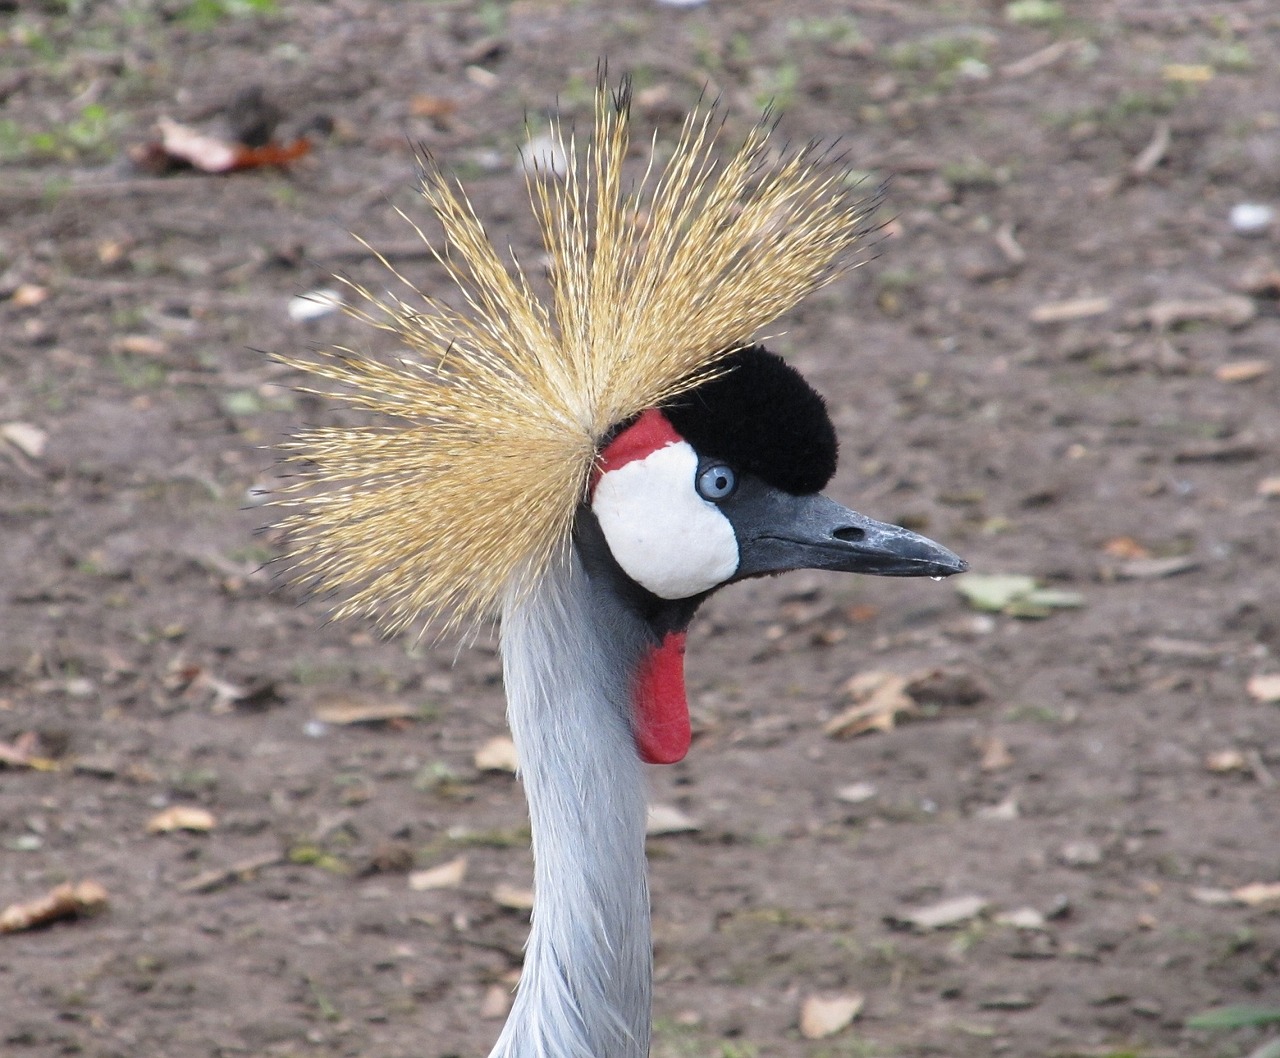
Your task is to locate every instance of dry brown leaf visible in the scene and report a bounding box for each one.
[1102,536,1150,560]
[11,283,49,309]
[1232,882,1280,906]
[110,334,170,358]
[975,796,1020,821]
[480,983,511,1020]
[977,734,1014,772]
[824,672,913,737]
[1029,296,1111,324]
[0,731,57,770]
[893,895,989,931]
[313,699,417,725]
[1162,63,1214,83]
[1215,359,1271,384]
[492,883,535,911]
[146,805,216,834]
[645,804,700,836]
[1246,674,1280,703]
[474,735,519,773]
[1143,294,1255,330]
[1173,437,1264,463]
[408,856,468,891]
[0,880,108,933]
[1,422,48,459]
[1189,887,1235,906]
[1205,749,1247,773]
[1108,555,1200,580]
[156,116,239,171]
[148,116,310,174]
[799,993,865,1039]
[178,852,283,894]
[996,907,1046,930]
[410,94,459,119]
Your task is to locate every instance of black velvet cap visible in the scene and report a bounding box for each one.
[662,345,838,496]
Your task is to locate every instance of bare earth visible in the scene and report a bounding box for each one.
[2,2,1279,1056]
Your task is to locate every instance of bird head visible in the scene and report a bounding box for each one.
[575,344,965,764]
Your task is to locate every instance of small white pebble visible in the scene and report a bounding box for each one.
[303,720,330,738]
[835,781,877,804]
[996,907,1046,930]
[287,288,345,323]
[1059,839,1103,867]
[517,133,569,179]
[1229,202,1274,237]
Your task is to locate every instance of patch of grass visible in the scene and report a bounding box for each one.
[1050,83,1193,136]
[809,1038,885,1058]
[942,156,1008,192]
[110,353,168,389]
[305,976,342,1022]
[446,824,531,848]
[1187,1005,1280,1030]
[750,61,800,112]
[1203,38,1254,72]
[1004,0,1066,29]
[886,30,993,92]
[175,0,278,31]
[288,843,350,874]
[787,14,864,52]
[0,103,122,164]
[1004,702,1067,724]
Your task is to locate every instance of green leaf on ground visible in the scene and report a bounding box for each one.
[955,574,1085,617]
[1186,1005,1280,1030]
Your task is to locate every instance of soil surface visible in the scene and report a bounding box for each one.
[2,2,1279,1057]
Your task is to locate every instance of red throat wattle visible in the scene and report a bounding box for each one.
[631,632,691,764]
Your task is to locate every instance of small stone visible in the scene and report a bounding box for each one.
[996,907,1046,930]
[287,289,344,323]
[1230,202,1274,237]
[835,781,877,804]
[1059,840,1103,867]
[517,133,568,180]
[1205,749,1247,773]
[975,796,1019,821]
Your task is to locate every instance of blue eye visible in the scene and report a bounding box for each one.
[696,464,737,501]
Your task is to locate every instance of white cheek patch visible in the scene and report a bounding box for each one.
[592,441,740,599]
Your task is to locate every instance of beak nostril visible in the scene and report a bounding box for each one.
[832,526,866,543]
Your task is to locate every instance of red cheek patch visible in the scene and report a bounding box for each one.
[590,408,683,497]
[631,632,691,765]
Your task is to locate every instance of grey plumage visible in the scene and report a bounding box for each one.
[495,547,653,1058]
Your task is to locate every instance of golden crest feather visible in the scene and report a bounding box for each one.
[275,80,878,635]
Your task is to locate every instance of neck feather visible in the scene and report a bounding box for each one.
[489,548,652,1058]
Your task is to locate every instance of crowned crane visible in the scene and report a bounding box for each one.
[277,80,965,1058]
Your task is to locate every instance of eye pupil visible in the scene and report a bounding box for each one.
[697,463,737,501]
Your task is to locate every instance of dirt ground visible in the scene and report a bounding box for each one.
[2,1,1279,1056]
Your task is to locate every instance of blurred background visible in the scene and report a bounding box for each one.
[1,1,1277,1056]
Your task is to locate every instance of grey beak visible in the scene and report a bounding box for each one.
[730,489,967,581]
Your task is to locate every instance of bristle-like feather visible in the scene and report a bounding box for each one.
[275,82,878,635]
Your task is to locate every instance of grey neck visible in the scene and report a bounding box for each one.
[490,547,652,1058]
